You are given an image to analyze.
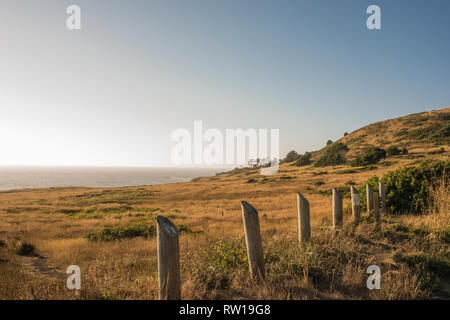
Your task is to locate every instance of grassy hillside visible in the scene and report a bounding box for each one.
[321,107,449,159]
[0,107,449,300]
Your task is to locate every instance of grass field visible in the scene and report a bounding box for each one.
[0,108,449,300]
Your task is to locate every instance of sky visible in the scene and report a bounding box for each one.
[0,0,449,167]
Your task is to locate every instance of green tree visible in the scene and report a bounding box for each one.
[283,150,300,163]
[351,147,386,166]
[386,145,401,156]
[293,152,312,166]
[315,143,349,167]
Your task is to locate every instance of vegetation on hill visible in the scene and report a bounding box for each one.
[395,123,450,145]
[282,150,300,163]
[386,145,402,156]
[87,222,156,241]
[341,108,450,153]
[351,147,386,167]
[279,108,449,170]
[314,142,349,167]
[382,159,449,214]
[292,152,312,166]
[357,159,449,214]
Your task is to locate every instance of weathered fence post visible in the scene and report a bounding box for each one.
[379,181,386,215]
[350,186,361,224]
[241,201,265,280]
[366,184,374,215]
[297,193,311,243]
[157,216,181,300]
[373,194,381,228]
[332,188,343,228]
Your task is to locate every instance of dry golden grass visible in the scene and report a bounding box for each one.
[1,152,448,299]
[0,108,449,300]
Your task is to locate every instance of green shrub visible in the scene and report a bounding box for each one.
[386,145,401,156]
[395,123,450,145]
[212,239,247,272]
[293,152,312,166]
[401,147,408,154]
[357,176,380,212]
[326,140,333,146]
[360,160,450,214]
[351,147,386,166]
[314,143,349,167]
[87,223,156,241]
[381,160,450,214]
[283,150,300,163]
[178,224,203,234]
[337,169,358,174]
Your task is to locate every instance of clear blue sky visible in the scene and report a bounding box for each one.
[0,0,449,166]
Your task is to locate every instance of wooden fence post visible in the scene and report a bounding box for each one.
[332,188,343,228]
[241,201,265,280]
[366,184,374,215]
[350,186,361,224]
[157,216,181,300]
[297,193,311,243]
[379,181,386,215]
[373,194,381,228]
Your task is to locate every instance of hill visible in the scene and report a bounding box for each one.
[309,107,449,162]
[339,107,450,157]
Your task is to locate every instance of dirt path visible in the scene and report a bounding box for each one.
[21,254,66,280]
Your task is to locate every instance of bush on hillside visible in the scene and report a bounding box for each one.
[87,223,156,241]
[282,150,300,163]
[386,145,401,156]
[381,160,450,214]
[394,123,450,145]
[314,143,349,167]
[359,160,450,214]
[351,147,386,167]
[293,152,312,166]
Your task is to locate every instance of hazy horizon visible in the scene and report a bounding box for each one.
[0,166,229,190]
[1,0,450,167]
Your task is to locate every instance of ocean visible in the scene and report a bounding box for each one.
[0,167,229,191]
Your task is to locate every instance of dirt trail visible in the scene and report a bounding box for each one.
[21,254,66,280]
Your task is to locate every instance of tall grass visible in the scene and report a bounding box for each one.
[426,173,450,230]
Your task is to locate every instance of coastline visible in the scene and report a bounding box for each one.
[0,166,229,192]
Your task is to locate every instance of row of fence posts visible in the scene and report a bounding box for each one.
[156,182,387,299]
